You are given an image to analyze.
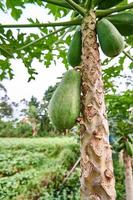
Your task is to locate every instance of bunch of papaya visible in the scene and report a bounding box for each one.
[48,70,81,130]
[106,12,133,36]
[96,18,125,57]
[67,29,82,67]
[98,0,124,9]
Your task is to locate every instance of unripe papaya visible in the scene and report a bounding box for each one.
[106,12,133,36]
[98,0,123,9]
[48,70,81,130]
[128,135,133,144]
[96,18,124,57]
[125,141,133,157]
[67,30,82,67]
[115,143,125,152]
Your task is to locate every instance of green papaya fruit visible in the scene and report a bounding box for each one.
[125,141,133,157]
[115,143,125,152]
[98,0,123,9]
[106,12,133,36]
[67,30,82,67]
[127,135,133,144]
[48,70,81,130]
[96,18,125,57]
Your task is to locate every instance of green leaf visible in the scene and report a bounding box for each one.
[129,62,133,69]
[0,59,13,80]
[11,8,22,20]
[0,44,14,58]
[45,3,69,20]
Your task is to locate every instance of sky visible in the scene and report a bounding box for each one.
[0,1,133,103]
[1,3,67,102]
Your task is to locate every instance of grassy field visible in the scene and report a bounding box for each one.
[0,137,80,200]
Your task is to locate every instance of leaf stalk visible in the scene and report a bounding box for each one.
[64,0,86,16]
[0,19,82,28]
[96,2,133,18]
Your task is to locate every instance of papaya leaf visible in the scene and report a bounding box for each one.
[0,44,14,58]
[0,59,13,80]
[45,3,69,20]
[129,62,133,69]
[11,8,23,21]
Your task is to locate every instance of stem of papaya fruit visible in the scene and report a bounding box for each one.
[64,0,86,16]
[85,0,92,9]
[123,50,133,62]
[42,0,73,9]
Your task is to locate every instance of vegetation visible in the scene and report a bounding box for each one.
[0,137,125,200]
[0,137,80,200]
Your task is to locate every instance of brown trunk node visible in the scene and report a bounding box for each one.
[80,12,116,200]
[123,151,133,200]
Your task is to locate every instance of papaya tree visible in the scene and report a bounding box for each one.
[0,0,133,199]
[106,91,133,200]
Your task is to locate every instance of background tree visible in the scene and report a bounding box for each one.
[39,84,58,134]
[0,0,133,199]
[106,90,133,200]
[0,83,13,119]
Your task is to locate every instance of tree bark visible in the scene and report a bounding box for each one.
[123,151,133,200]
[80,12,116,200]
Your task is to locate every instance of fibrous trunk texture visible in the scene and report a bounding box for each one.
[123,151,133,200]
[80,12,116,200]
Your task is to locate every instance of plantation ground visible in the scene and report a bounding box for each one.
[0,137,80,200]
[0,137,125,200]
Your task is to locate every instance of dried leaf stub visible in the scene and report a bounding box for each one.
[90,194,101,200]
[104,169,114,180]
[81,158,94,178]
[90,137,104,157]
[85,104,97,120]
[93,130,103,140]
[101,181,115,198]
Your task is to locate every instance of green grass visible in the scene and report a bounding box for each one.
[0,137,125,200]
[0,137,80,200]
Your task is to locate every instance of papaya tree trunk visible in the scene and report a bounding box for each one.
[80,12,116,200]
[123,151,133,200]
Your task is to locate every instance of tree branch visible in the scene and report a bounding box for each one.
[61,157,80,186]
[96,2,133,18]
[123,50,133,62]
[0,19,82,28]
[64,0,86,16]
[16,27,69,51]
[43,0,72,9]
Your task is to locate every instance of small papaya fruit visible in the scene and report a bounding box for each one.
[125,141,133,157]
[128,135,133,144]
[96,18,124,57]
[98,0,123,9]
[48,70,81,130]
[106,12,133,36]
[67,29,82,67]
[115,143,125,152]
